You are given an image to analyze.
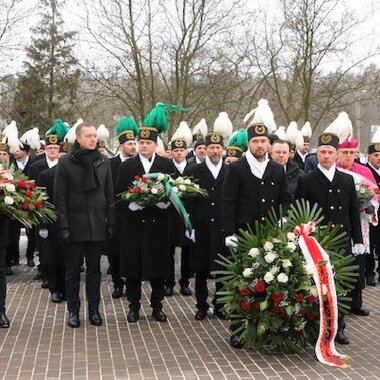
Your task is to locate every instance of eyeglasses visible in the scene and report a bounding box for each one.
[46,146,59,151]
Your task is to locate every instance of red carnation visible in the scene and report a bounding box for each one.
[255,280,266,293]
[272,305,281,314]
[306,313,317,321]
[128,188,134,193]
[33,202,42,209]
[17,180,27,189]
[295,293,304,303]
[22,201,29,210]
[134,175,140,180]
[271,292,283,303]
[26,191,33,198]
[255,302,261,310]
[239,288,251,297]
[298,310,306,317]
[135,186,142,193]
[28,182,36,189]
[307,295,317,304]
[240,300,251,312]
[142,177,148,183]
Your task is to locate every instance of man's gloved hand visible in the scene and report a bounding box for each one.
[185,229,196,242]
[38,229,48,239]
[107,226,114,241]
[225,235,238,248]
[156,201,171,209]
[352,243,365,256]
[365,204,375,214]
[60,228,70,245]
[128,202,144,211]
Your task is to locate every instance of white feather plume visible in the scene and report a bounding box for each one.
[97,124,109,141]
[2,121,22,153]
[257,99,276,133]
[2,120,18,137]
[371,126,380,143]
[72,118,84,130]
[64,118,83,143]
[301,121,312,138]
[243,107,256,124]
[274,126,287,140]
[20,127,41,150]
[324,112,353,143]
[295,131,304,150]
[213,112,233,138]
[156,136,165,151]
[172,121,193,147]
[286,121,299,144]
[193,118,208,138]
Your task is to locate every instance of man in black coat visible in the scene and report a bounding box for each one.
[293,137,310,171]
[295,132,363,345]
[365,143,380,285]
[114,126,176,323]
[0,215,10,328]
[184,132,227,321]
[54,122,114,328]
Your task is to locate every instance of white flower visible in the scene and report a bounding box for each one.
[184,178,191,185]
[176,176,184,183]
[151,187,158,195]
[264,251,277,263]
[172,186,179,193]
[277,273,288,283]
[157,173,165,181]
[263,241,274,251]
[287,242,297,251]
[252,262,260,270]
[304,264,314,275]
[4,196,14,205]
[279,300,288,307]
[248,247,260,257]
[287,232,296,241]
[310,286,318,297]
[264,271,274,283]
[242,268,253,278]
[5,183,16,192]
[179,184,187,192]
[270,266,280,274]
[282,259,292,268]
[294,303,301,313]
[194,184,199,189]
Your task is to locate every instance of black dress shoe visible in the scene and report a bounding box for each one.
[335,331,349,345]
[351,308,370,316]
[51,292,62,303]
[195,309,208,320]
[33,272,42,280]
[366,277,376,286]
[152,310,167,322]
[5,266,13,276]
[89,311,103,326]
[68,312,80,328]
[230,334,243,348]
[27,259,35,268]
[10,258,19,266]
[112,288,123,298]
[213,310,227,320]
[180,286,192,296]
[41,280,49,289]
[164,287,173,297]
[127,309,139,323]
[0,312,10,328]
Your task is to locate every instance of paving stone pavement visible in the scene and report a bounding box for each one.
[1,241,380,379]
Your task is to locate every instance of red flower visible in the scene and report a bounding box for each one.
[271,292,284,303]
[134,175,140,180]
[33,202,42,209]
[255,302,261,310]
[17,180,27,189]
[306,313,317,321]
[254,316,260,323]
[142,177,148,183]
[298,310,306,317]
[255,280,266,293]
[22,201,29,210]
[307,295,317,304]
[135,186,142,193]
[295,293,304,303]
[239,288,251,297]
[28,182,36,189]
[26,191,33,198]
[128,188,135,193]
[240,301,251,312]
[272,305,281,314]
[279,311,289,319]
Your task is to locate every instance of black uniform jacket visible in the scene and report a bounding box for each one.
[221,157,291,237]
[54,152,114,242]
[114,154,176,279]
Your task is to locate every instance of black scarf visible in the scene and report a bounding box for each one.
[72,141,102,191]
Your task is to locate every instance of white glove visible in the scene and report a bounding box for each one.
[352,243,365,256]
[39,229,48,239]
[156,201,171,209]
[128,202,143,211]
[225,235,238,248]
[185,229,196,242]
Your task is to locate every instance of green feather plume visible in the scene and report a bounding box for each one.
[46,119,70,142]
[228,129,248,151]
[116,117,140,136]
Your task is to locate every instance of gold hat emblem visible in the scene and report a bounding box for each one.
[210,133,221,143]
[254,125,265,135]
[140,129,151,139]
[98,140,106,148]
[375,143,380,152]
[320,134,332,144]
[228,148,236,156]
[0,142,7,151]
[60,142,72,152]
[126,131,134,140]
[174,140,184,148]
[48,135,58,144]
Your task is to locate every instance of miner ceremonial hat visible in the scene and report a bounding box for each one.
[116,116,139,144]
[45,119,69,146]
[318,132,339,149]
[226,129,248,158]
[205,132,224,147]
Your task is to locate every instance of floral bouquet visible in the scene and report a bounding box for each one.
[0,163,56,228]
[119,173,207,207]
[217,200,358,368]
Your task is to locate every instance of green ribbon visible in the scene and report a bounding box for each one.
[144,173,193,234]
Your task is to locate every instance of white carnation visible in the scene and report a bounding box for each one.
[184,178,191,185]
[176,176,184,183]
[4,196,14,205]
[242,268,253,278]
[282,259,292,268]
[310,286,318,297]
[5,183,16,192]
[157,173,165,181]
[172,186,179,193]
[151,187,158,195]
[264,251,277,263]
[277,273,289,283]
[287,242,297,251]
[179,184,187,191]
[248,247,260,257]
[264,271,274,283]
[304,264,314,275]
[287,232,296,241]
[263,241,274,251]
[270,266,280,274]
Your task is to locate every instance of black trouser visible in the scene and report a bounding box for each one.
[26,227,36,260]
[0,247,6,313]
[165,245,192,289]
[6,220,20,265]
[48,264,66,296]
[366,224,380,279]
[107,254,124,290]
[65,242,102,314]
[195,271,223,312]
[126,278,164,311]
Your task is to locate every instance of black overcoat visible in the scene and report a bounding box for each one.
[286,159,302,201]
[0,216,9,248]
[184,161,227,272]
[114,154,176,279]
[54,151,114,242]
[221,157,291,237]
[26,159,48,180]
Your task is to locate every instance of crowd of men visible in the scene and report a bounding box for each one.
[0,102,379,352]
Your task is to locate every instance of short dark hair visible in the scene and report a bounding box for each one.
[272,139,290,149]
[76,122,95,136]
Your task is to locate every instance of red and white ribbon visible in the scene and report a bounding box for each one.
[294,222,349,368]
